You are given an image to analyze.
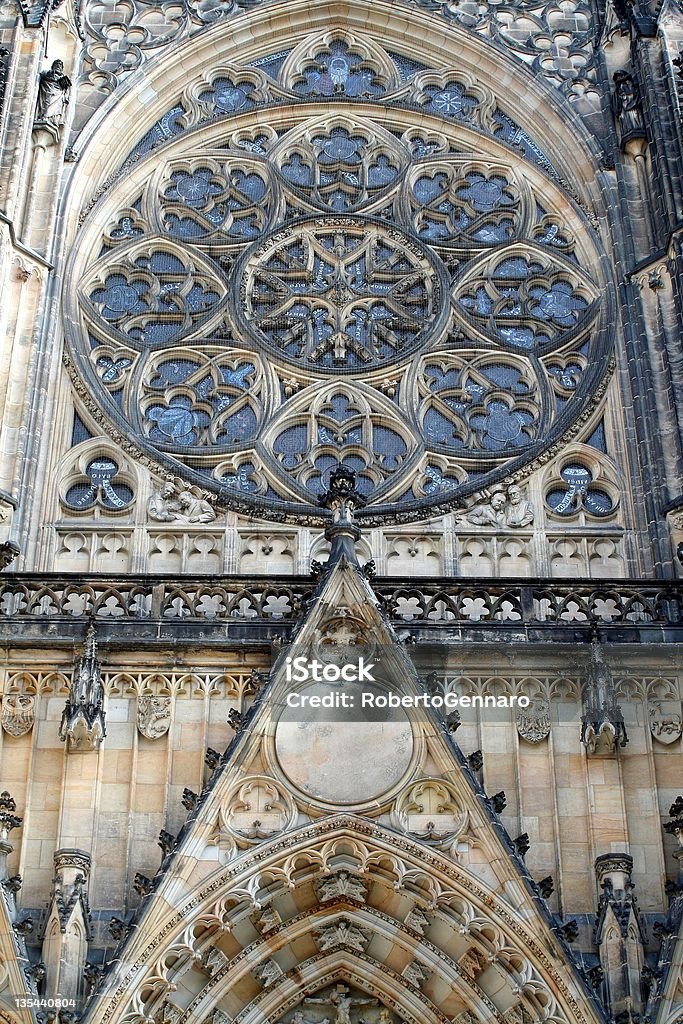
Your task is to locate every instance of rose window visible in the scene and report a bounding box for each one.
[240,219,444,369]
[66,35,611,519]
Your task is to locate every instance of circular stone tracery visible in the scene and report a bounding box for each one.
[67,48,612,520]
[239,218,445,370]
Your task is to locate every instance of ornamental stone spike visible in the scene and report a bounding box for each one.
[317,466,367,569]
[594,853,645,1020]
[41,850,92,1004]
[59,622,106,752]
[0,791,22,880]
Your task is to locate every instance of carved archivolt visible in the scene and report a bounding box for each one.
[88,818,600,1024]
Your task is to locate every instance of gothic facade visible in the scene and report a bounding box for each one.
[0,0,682,1022]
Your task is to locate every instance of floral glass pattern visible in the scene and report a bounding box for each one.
[69,39,610,517]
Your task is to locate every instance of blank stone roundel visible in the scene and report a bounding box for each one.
[274,683,414,805]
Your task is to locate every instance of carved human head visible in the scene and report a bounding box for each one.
[613,69,634,92]
[491,490,506,510]
[52,60,65,74]
[507,484,522,503]
[161,482,175,498]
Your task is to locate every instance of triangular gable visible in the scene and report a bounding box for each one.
[84,555,606,1024]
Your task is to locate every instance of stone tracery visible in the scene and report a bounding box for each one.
[68,38,610,519]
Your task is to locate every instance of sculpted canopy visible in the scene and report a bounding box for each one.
[64,32,612,522]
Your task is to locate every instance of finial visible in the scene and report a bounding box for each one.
[317,466,366,568]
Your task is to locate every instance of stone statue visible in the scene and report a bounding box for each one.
[505,484,535,527]
[35,60,71,136]
[148,482,181,522]
[613,70,646,145]
[459,489,507,527]
[458,484,535,528]
[148,483,217,524]
[304,984,376,1024]
[177,490,216,523]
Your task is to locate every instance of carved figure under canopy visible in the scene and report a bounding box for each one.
[612,70,646,145]
[35,59,71,135]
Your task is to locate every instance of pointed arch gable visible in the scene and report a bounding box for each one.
[88,815,604,1024]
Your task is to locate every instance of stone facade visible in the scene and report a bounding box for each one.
[0,0,682,1023]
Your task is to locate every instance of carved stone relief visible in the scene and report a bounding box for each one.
[252,959,282,987]
[316,870,368,904]
[457,485,535,528]
[219,775,296,848]
[515,699,551,743]
[148,481,217,524]
[401,960,431,988]
[136,695,172,740]
[315,919,371,953]
[1,694,36,737]
[202,947,230,978]
[281,983,393,1024]
[392,777,469,851]
[648,701,682,745]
